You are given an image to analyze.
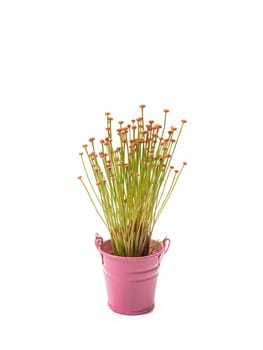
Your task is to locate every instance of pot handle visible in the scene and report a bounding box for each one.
[158,237,171,265]
[163,237,171,255]
[95,233,104,264]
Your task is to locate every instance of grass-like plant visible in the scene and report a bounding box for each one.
[78,105,187,257]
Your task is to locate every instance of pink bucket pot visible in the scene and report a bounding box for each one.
[95,234,170,315]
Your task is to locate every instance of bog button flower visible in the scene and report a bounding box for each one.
[77,105,187,257]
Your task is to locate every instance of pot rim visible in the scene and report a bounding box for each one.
[95,234,170,260]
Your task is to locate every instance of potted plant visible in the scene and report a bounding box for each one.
[77,104,187,315]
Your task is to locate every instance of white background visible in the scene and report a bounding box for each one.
[0,0,263,349]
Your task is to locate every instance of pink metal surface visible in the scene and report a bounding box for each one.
[95,234,170,315]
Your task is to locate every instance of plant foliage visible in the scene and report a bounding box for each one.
[78,105,187,256]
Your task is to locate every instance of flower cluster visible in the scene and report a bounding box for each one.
[78,105,187,257]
